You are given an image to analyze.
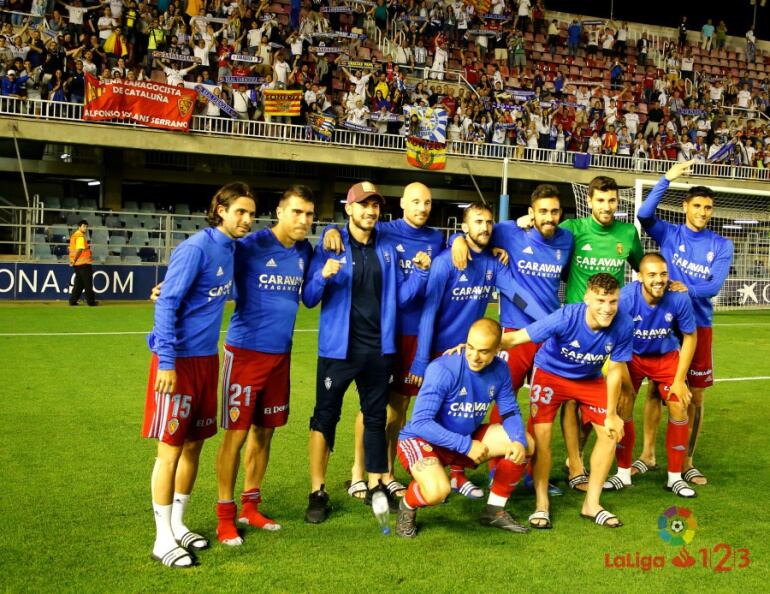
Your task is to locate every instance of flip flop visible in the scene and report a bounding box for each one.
[630,459,658,476]
[603,475,632,491]
[568,473,589,492]
[683,467,708,486]
[664,479,697,498]
[385,480,406,498]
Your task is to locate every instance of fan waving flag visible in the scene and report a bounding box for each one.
[403,105,448,143]
[264,90,302,116]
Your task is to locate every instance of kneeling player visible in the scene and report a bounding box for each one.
[604,253,697,497]
[396,318,532,538]
[501,273,632,528]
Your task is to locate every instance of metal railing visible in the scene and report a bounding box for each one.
[1,96,768,183]
[0,203,463,265]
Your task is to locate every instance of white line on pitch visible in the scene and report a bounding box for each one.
[714,376,770,383]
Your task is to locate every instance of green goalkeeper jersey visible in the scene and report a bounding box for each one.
[560,216,644,304]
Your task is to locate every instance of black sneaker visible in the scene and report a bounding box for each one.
[395,498,417,538]
[305,485,330,524]
[364,482,400,513]
[479,505,529,533]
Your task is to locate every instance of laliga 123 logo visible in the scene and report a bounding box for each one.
[658,506,697,547]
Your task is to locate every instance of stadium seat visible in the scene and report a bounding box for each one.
[122,255,142,264]
[61,197,79,210]
[104,255,122,265]
[44,196,61,209]
[109,236,127,254]
[66,212,81,226]
[174,203,190,215]
[104,214,121,228]
[128,229,149,246]
[138,247,158,262]
[139,202,155,212]
[80,198,97,209]
[91,245,108,263]
[36,252,58,263]
[53,244,68,258]
[90,226,109,246]
[123,200,139,211]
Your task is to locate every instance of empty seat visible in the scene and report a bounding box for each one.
[44,196,61,209]
[140,202,155,212]
[53,244,69,257]
[66,212,81,226]
[91,245,108,263]
[61,197,79,210]
[32,243,51,257]
[104,255,122,265]
[122,255,142,264]
[36,252,58,263]
[80,198,97,209]
[139,247,158,262]
[121,246,138,259]
[123,200,139,211]
[104,214,122,228]
[142,217,162,230]
[109,235,127,254]
[128,229,149,246]
[178,218,197,231]
[174,203,190,215]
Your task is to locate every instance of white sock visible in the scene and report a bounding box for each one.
[152,502,177,553]
[617,467,632,485]
[487,492,507,508]
[668,471,682,487]
[171,492,190,538]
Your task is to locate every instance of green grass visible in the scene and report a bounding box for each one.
[0,304,768,593]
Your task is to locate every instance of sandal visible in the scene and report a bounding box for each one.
[177,531,209,550]
[347,480,368,500]
[603,475,631,491]
[151,545,195,568]
[682,467,708,485]
[581,509,623,528]
[665,479,697,498]
[528,510,552,529]
[385,480,406,498]
[568,473,589,492]
[630,459,658,476]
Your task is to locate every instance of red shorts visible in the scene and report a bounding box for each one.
[688,327,713,388]
[392,335,420,397]
[397,425,491,473]
[221,344,291,430]
[142,353,219,446]
[628,351,681,402]
[502,327,541,389]
[528,367,608,426]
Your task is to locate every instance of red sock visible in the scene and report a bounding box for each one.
[489,458,527,499]
[666,417,689,472]
[489,403,502,424]
[216,501,239,542]
[616,419,635,469]
[239,488,279,529]
[404,480,429,509]
[449,465,467,483]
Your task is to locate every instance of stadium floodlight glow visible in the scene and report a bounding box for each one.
[338,200,346,204]
[735,220,759,224]
[87,180,101,186]
[60,152,71,160]
[456,203,471,209]
[722,225,742,230]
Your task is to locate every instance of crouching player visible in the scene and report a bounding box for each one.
[603,253,697,497]
[395,318,533,538]
[501,273,632,529]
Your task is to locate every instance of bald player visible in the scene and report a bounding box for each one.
[323,183,445,500]
[396,318,532,538]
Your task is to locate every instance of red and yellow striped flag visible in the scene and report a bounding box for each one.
[264,90,302,116]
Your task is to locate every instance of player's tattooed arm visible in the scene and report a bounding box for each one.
[412,457,439,472]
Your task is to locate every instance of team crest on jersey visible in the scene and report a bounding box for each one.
[298,257,304,271]
[556,249,562,262]
[324,377,332,390]
[486,270,493,281]
[530,403,538,417]
[706,251,714,263]
[229,406,240,423]
[167,418,179,435]
[605,342,614,353]
[665,312,673,322]
[616,242,623,255]
[422,443,433,453]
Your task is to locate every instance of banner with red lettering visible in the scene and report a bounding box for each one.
[83,73,197,132]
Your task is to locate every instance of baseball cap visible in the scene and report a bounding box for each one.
[346,181,384,205]
[7,69,16,76]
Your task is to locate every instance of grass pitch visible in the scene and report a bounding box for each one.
[0,303,768,593]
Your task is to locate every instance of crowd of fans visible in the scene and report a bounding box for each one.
[0,0,769,168]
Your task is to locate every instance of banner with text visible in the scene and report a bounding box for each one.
[83,73,197,132]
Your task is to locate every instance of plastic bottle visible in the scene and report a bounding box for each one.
[371,487,391,535]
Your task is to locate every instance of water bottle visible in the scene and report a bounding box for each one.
[371,485,391,535]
